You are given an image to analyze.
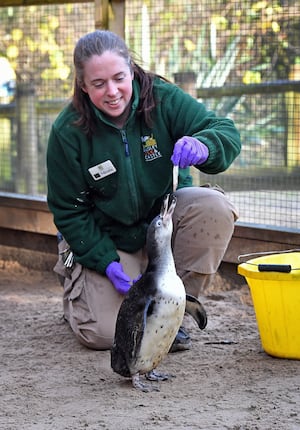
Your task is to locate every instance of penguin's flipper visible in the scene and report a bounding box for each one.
[185,294,207,329]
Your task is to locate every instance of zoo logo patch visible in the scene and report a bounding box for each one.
[141,135,162,162]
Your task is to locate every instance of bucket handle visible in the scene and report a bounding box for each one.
[258,264,292,273]
[238,249,300,273]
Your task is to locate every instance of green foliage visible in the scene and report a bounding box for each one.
[0,1,298,99]
[127,0,299,84]
[0,3,94,98]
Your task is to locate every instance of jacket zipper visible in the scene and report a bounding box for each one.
[119,129,140,220]
[120,129,130,156]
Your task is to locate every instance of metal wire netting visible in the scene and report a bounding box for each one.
[126,1,300,229]
[0,3,95,195]
[0,1,299,230]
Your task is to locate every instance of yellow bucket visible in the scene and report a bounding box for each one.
[238,252,300,359]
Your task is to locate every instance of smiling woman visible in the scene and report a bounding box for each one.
[81,52,134,128]
[46,29,241,352]
[72,30,137,134]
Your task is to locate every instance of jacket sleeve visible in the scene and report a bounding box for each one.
[162,84,242,174]
[47,126,119,274]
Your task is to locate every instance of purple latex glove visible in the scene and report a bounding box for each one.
[106,261,131,295]
[171,136,209,168]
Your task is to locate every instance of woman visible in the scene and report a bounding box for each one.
[47,30,241,351]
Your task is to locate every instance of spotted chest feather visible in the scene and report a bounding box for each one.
[131,289,186,375]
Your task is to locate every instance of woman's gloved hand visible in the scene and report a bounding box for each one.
[106,261,132,295]
[171,136,209,168]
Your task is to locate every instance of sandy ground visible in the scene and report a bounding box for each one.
[0,260,300,430]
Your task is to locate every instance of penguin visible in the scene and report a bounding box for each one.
[111,193,207,392]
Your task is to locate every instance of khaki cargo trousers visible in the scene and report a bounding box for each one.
[54,186,238,350]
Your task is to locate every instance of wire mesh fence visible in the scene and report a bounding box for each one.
[126,1,300,230]
[0,3,95,194]
[0,0,299,230]
[198,86,300,229]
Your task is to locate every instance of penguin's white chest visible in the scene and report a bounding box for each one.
[133,272,186,374]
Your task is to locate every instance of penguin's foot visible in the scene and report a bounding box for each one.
[132,373,160,393]
[146,369,175,382]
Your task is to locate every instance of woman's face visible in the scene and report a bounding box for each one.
[81,51,134,121]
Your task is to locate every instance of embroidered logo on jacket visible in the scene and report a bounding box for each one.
[141,135,162,162]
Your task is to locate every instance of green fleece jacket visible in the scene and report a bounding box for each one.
[47,78,241,274]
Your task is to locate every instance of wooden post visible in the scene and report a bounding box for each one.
[109,0,125,37]
[94,0,109,29]
[94,0,125,37]
[16,82,39,195]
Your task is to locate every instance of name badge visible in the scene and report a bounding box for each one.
[88,160,116,181]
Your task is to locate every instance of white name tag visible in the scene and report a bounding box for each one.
[88,160,116,181]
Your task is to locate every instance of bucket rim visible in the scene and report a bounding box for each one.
[238,252,300,280]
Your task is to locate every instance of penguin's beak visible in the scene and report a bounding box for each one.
[160,193,177,224]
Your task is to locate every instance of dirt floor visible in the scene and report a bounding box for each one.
[0,259,300,430]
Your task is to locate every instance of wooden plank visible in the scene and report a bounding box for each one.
[0,193,56,235]
[0,227,57,254]
[0,192,49,212]
[0,205,56,235]
[224,222,300,264]
[234,222,300,243]
[1,194,300,263]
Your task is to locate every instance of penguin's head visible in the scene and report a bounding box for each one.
[146,194,177,253]
[159,193,177,227]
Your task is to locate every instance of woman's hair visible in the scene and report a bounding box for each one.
[72,30,164,136]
